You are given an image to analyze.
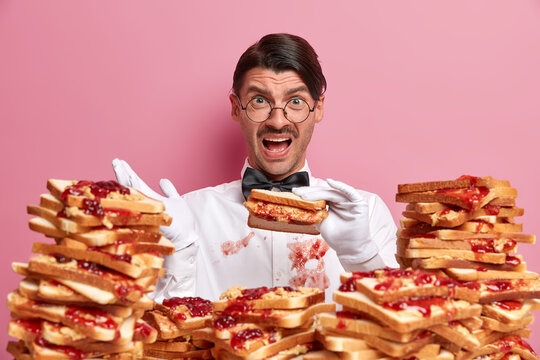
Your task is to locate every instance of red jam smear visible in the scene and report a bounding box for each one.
[435,186,489,210]
[134,321,154,338]
[484,280,514,292]
[339,277,357,292]
[162,297,212,318]
[214,314,238,330]
[35,336,88,359]
[65,307,117,329]
[457,175,479,186]
[230,328,264,350]
[87,247,132,263]
[496,335,536,355]
[336,310,362,320]
[253,200,318,224]
[61,180,131,219]
[382,296,447,317]
[14,318,42,335]
[213,301,253,329]
[506,255,521,266]
[470,239,516,253]
[238,286,296,301]
[483,205,501,215]
[493,300,523,311]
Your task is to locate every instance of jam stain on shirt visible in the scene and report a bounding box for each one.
[221,232,255,256]
[287,238,330,290]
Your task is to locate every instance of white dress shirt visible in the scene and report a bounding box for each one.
[151,160,398,302]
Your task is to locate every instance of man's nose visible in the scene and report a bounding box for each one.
[264,107,290,129]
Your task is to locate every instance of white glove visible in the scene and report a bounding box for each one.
[112,159,197,249]
[293,179,378,265]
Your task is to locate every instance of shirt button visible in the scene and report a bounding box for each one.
[189,256,195,264]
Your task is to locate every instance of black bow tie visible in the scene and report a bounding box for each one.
[241,167,310,200]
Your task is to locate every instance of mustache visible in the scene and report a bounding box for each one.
[257,127,298,139]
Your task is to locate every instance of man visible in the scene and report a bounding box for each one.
[113,33,397,302]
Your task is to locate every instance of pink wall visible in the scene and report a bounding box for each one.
[2,0,540,350]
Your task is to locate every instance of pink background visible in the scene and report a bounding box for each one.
[2,0,540,350]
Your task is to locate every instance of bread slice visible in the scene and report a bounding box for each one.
[456,221,522,233]
[47,178,165,213]
[248,189,326,211]
[396,187,517,211]
[409,197,516,214]
[29,216,162,246]
[154,297,213,330]
[397,176,510,194]
[404,248,507,264]
[27,255,155,303]
[476,279,540,303]
[409,255,527,272]
[39,194,172,228]
[429,320,480,351]
[445,268,538,281]
[454,334,537,360]
[143,348,212,360]
[144,340,195,353]
[333,290,481,333]
[398,229,535,243]
[314,329,372,352]
[142,310,193,340]
[227,302,335,328]
[481,299,540,323]
[194,326,316,359]
[406,237,518,254]
[480,314,534,332]
[8,291,122,342]
[32,241,163,279]
[215,287,325,311]
[247,214,321,235]
[340,269,479,303]
[317,312,426,343]
[403,206,524,228]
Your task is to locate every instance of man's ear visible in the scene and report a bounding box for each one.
[314,94,325,124]
[230,93,240,122]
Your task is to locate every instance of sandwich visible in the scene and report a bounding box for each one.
[244,189,328,235]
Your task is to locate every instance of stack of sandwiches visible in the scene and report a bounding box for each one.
[141,296,215,359]
[315,268,476,359]
[394,175,539,359]
[192,286,333,360]
[7,179,174,359]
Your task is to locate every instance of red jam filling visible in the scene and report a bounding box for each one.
[65,307,117,329]
[496,335,536,355]
[336,310,362,320]
[61,180,131,219]
[506,255,521,266]
[457,175,479,186]
[435,186,489,210]
[14,318,42,335]
[483,204,501,215]
[484,280,514,292]
[230,328,264,350]
[162,297,212,318]
[338,277,357,292]
[382,296,447,317]
[87,247,132,263]
[134,321,154,338]
[253,200,318,224]
[35,336,88,359]
[238,286,295,301]
[470,239,516,253]
[493,300,523,311]
[214,314,238,330]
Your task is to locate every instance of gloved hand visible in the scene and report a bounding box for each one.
[112,159,197,248]
[293,179,378,265]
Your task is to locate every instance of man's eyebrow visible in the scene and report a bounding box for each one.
[285,86,309,96]
[245,86,270,96]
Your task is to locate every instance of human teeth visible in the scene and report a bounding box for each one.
[265,138,289,142]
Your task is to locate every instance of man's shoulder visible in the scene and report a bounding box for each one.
[183,179,242,201]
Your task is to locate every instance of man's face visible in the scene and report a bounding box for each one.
[230,68,324,180]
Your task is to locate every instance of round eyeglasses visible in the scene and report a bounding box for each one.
[236,95,317,124]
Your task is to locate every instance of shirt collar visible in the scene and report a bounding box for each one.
[240,158,313,181]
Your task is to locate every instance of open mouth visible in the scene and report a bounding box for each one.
[262,138,292,153]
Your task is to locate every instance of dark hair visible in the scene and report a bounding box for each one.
[233,33,327,101]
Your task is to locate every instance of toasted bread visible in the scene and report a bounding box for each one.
[215,287,324,311]
[333,290,482,333]
[247,214,321,235]
[397,176,510,194]
[47,179,165,213]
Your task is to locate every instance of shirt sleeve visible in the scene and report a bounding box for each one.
[149,242,198,303]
